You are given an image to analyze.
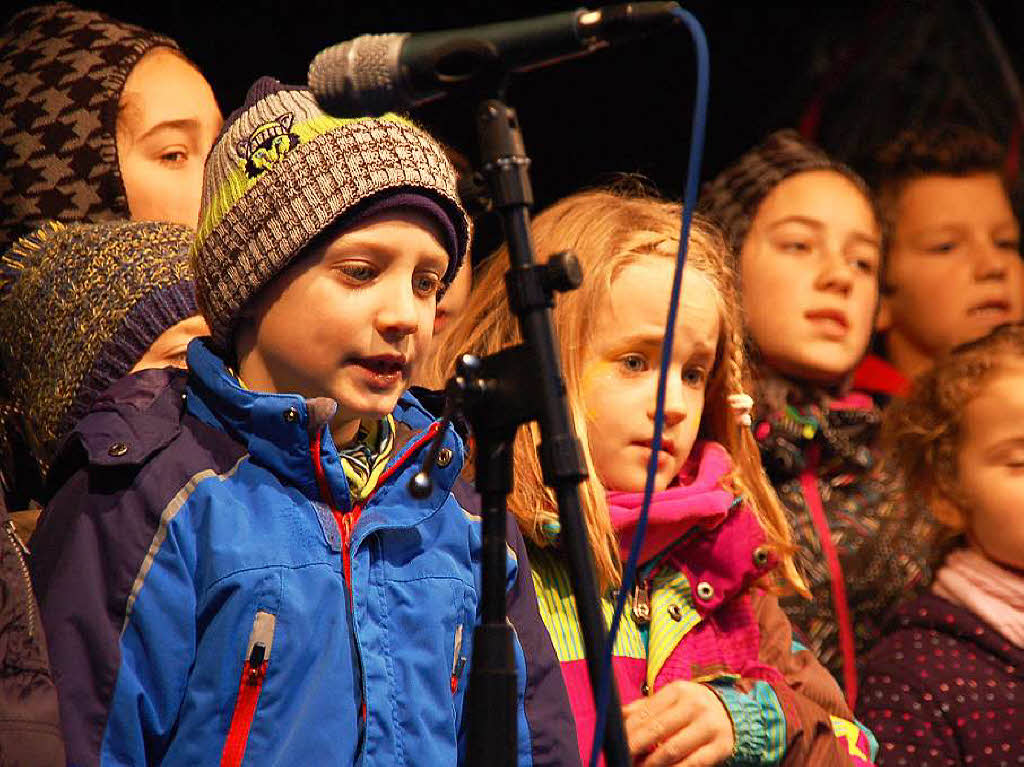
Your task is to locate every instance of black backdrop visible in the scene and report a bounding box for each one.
[7,1,1024,247]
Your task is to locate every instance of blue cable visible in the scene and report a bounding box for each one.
[589,6,710,764]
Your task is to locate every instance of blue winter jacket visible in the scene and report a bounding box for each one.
[31,340,579,767]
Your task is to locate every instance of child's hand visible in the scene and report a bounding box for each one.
[622,681,735,766]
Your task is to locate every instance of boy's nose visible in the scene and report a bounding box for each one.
[376,286,420,338]
[973,241,1011,281]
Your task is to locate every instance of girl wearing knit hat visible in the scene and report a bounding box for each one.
[701,130,933,707]
[0,3,223,249]
[0,219,206,513]
[31,77,576,767]
[0,218,205,767]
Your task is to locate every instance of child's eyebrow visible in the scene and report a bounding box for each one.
[847,231,881,249]
[326,236,447,265]
[610,331,669,348]
[985,435,1024,458]
[767,215,823,231]
[137,118,203,142]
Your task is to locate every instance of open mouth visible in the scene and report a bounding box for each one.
[353,355,406,388]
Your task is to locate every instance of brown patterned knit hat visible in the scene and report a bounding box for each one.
[192,77,470,352]
[0,220,197,467]
[0,3,180,252]
[700,129,873,260]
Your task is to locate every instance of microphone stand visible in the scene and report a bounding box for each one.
[467,95,631,767]
[410,91,631,766]
[430,91,633,767]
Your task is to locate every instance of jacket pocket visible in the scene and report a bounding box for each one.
[220,610,277,767]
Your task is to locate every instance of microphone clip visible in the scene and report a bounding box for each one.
[408,252,583,500]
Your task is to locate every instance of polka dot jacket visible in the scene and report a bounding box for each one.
[856,592,1024,766]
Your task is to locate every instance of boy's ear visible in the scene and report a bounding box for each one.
[875,293,893,333]
[930,492,967,532]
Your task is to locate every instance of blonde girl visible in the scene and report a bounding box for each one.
[425,186,876,766]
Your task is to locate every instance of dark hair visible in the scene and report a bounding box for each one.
[870,124,1008,238]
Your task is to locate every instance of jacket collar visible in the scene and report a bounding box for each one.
[46,368,187,498]
[184,338,454,514]
[753,373,880,479]
[608,442,778,617]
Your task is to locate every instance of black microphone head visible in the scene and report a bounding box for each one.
[308,33,410,117]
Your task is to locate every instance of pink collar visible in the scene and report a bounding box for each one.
[607,441,776,614]
[607,441,736,564]
[933,547,1024,648]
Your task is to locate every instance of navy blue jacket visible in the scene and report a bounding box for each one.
[31,340,579,767]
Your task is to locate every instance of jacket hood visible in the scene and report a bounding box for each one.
[0,3,179,250]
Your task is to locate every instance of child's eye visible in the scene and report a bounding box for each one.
[778,240,812,254]
[925,241,958,254]
[337,263,378,283]
[158,148,188,167]
[618,353,649,373]
[996,238,1021,252]
[682,366,707,387]
[849,255,878,275]
[414,273,442,297]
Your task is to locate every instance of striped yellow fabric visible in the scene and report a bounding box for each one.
[529,545,705,668]
[646,569,702,687]
[530,545,645,662]
[340,414,396,503]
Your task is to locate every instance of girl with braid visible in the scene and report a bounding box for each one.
[701,130,935,708]
[425,186,876,766]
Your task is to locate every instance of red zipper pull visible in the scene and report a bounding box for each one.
[247,642,267,685]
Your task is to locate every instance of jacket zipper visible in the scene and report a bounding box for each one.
[220,610,276,767]
[799,443,858,708]
[308,422,443,723]
[3,519,35,639]
[311,421,443,602]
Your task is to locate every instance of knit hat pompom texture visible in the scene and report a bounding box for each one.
[0,3,180,252]
[192,77,470,352]
[0,220,197,455]
[700,129,872,258]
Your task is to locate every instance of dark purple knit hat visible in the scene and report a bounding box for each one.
[0,220,197,468]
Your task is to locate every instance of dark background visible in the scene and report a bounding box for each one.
[8,1,1024,238]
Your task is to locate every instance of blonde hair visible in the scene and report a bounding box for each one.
[424,186,805,594]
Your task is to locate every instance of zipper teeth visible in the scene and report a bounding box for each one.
[4,521,35,639]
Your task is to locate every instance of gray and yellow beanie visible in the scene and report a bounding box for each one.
[0,3,180,252]
[192,76,470,352]
[700,129,873,259]
[0,220,197,463]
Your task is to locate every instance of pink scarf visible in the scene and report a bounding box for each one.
[933,547,1024,648]
[607,441,735,563]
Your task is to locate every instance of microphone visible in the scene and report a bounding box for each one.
[308,2,679,116]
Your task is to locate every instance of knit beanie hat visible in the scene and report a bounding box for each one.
[0,3,180,252]
[192,76,470,352]
[700,129,873,259]
[0,220,197,465]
